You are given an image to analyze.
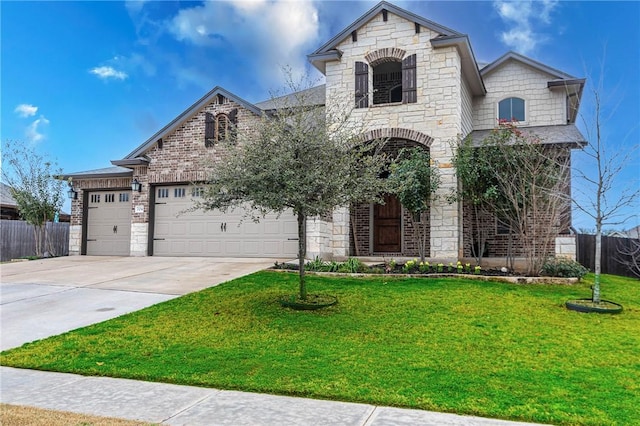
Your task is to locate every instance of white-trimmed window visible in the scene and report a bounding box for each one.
[498,97,525,122]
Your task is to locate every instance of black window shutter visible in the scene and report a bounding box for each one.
[228,108,238,124]
[228,109,238,142]
[355,61,369,108]
[205,112,215,147]
[402,54,417,104]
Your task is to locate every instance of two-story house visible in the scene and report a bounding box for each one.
[63,1,585,261]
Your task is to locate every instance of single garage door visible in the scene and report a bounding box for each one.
[153,185,298,257]
[86,191,132,255]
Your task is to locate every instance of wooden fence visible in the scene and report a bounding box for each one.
[576,233,639,278]
[1,220,69,262]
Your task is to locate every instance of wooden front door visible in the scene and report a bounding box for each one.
[374,194,401,252]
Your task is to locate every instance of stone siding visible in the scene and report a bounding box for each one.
[325,9,462,259]
[473,60,567,130]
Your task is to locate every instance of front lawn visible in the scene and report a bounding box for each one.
[2,272,638,425]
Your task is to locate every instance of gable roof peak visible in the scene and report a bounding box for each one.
[123,86,262,160]
[481,51,577,80]
[309,1,461,73]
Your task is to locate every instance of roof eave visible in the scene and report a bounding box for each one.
[58,170,133,180]
[430,35,486,95]
[548,78,586,123]
[111,157,150,168]
[307,50,342,75]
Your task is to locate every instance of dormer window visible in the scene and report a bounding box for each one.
[498,97,525,122]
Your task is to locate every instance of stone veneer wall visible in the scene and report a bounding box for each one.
[473,60,567,130]
[324,10,463,259]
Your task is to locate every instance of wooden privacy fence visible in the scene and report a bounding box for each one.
[576,233,639,278]
[0,220,69,262]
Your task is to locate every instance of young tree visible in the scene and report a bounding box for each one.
[1,140,65,257]
[388,147,440,262]
[573,88,639,302]
[196,78,388,301]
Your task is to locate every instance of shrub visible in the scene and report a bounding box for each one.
[541,258,588,279]
[402,259,418,274]
[306,256,326,272]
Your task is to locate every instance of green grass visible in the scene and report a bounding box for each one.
[2,272,639,425]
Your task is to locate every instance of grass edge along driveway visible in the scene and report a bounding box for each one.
[2,272,638,426]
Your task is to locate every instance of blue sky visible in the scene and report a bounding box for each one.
[2,0,639,230]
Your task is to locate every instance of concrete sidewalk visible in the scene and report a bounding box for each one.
[1,367,547,426]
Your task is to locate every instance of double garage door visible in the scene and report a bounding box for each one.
[152,185,298,257]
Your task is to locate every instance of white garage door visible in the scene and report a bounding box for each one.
[86,191,132,256]
[153,185,298,257]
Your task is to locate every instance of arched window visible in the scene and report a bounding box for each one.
[216,114,229,141]
[498,97,525,122]
[204,109,237,146]
[373,61,402,105]
[355,54,416,108]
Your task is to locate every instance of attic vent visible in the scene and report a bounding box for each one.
[382,9,388,21]
[415,23,420,34]
[157,138,163,149]
[351,30,357,42]
[216,94,226,104]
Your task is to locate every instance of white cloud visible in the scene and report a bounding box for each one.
[494,0,559,55]
[167,0,320,88]
[14,104,38,118]
[25,116,50,143]
[90,66,129,80]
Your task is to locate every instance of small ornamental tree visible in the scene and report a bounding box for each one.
[388,148,440,262]
[196,77,388,301]
[451,136,499,264]
[455,122,571,275]
[1,140,65,257]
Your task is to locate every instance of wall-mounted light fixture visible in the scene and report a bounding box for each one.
[67,185,78,200]
[131,178,142,192]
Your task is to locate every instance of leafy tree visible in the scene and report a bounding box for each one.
[1,140,65,257]
[388,148,440,262]
[451,136,499,264]
[453,123,571,276]
[196,78,388,301]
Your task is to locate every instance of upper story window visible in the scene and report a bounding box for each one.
[355,54,417,108]
[205,109,238,147]
[216,114,229,141]
[373,61,402,105]
[498,97,525,122]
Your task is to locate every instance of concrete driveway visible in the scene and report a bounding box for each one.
[0,256,275,351]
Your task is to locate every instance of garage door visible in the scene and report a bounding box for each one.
[153,185,298,257]
[86,191,132,255]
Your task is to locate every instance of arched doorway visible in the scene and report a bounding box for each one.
[350,131,433,256]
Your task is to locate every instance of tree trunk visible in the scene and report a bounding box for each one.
[297,212,307,300]
[593,227,602,303]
